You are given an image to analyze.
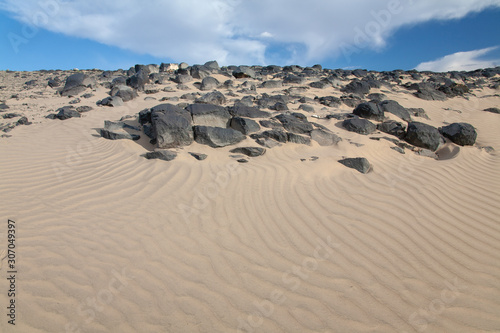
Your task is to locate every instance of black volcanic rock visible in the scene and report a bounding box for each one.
[193,126,245,148]
[378,100,411,122]
[56,106,80,120]
[230,147,266,157]
[142,150,177,161]
[60,73,95,97]
[99,129,140,141]
[405,122,442,151]
[377,120,406,139]
[338,157,372,174]
[230,105,271,118]
[353,102,384,121]
[311,129,341,146]
[151,104,194,148]
[342,118,376,135]
[341,79,371,96]
[230,117,260,134]
[439,122,477,146]
[187,103,231,127]
[274,113,313,134]
[200,76,220,91]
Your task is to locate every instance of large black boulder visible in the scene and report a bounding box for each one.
[230,117,260,134]
[110,85,138,102]
[274,113,313,134]
[195,91,226,105]
[200,76,220,91]
[439,122,477,146]
[151,104,194,148]
[193,126,245,148]
[232,66,256,79]
[405,122,442,151]
[378,100,411,122]
[377,120,406,139]
[230,105,271,118]
[126,70,149,91]
[60,73,95,97]
[56,106,81,120]
[342,118,376,135]
[353,102,384,121]
[186,103,231,127]
[341,79,371,96]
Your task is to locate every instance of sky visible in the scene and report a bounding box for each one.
[0,0,499,72]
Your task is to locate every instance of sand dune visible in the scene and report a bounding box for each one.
[0,66,499,332]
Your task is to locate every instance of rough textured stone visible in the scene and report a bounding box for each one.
[229,147,266,157]
[342,118,376,135]
[230,117,261,134]
[377,120,406,139]
[311,129,342,146]
[99,129,140,140]
[186,104,231,127]
[142,150,177,161]
[439,122,477,146]
[353,102,384,121]
[378,100,411,122]
[405,122,442,151]
[151,104,194,148]
[338,157,372,174]
[193,126,245,148]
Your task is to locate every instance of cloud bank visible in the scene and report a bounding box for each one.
[415,47,500,72]
[2,0,500,66]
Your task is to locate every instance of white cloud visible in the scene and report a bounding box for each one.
[415,47,500,72]
[2,0,500,66]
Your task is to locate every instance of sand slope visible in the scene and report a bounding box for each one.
[0,69,499,333]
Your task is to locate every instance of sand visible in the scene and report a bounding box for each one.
[0,68,499,333]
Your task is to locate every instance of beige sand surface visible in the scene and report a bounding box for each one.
[0,69,499,332]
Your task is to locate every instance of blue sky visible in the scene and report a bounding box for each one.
[0,0,499,72]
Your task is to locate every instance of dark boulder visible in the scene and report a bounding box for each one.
[260,128,288,142]
[230,117,260,134]
[142,150,177,161]
[200,76,220,91]
[186,103,231,127]
[230,105,271,118]
[172,74,193,84]
[98,96,124,107]
[342,118,376,135]
[287,132,311,145]
[60,73,95,97]
[353,102,384,121]
[438,83,469,97]
[439,122,477,146]
[377,120,406,139]
[414,83,447,101]
[317,96,342,107]
[16,116,31,125]
[126,70,149,91]
[195,91,226,105]
[204,60,220,72]
[405,122,442,151]
[151,104,194,148]
[233,66,256,79]
[261,80,283,89]
[111,85,137,102]
[99,129,140,140]
[338,157,372,174]
[378,100,411,122]
[483,107,500,114]
[229,147,266,157]
[341,79,371,96]
[311,129,342,146]
[274,113,313,134]
[189,152,208,160]
[56,106,81,120]
[193,126,245,148]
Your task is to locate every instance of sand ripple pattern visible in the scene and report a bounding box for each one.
[1,109,500,333]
